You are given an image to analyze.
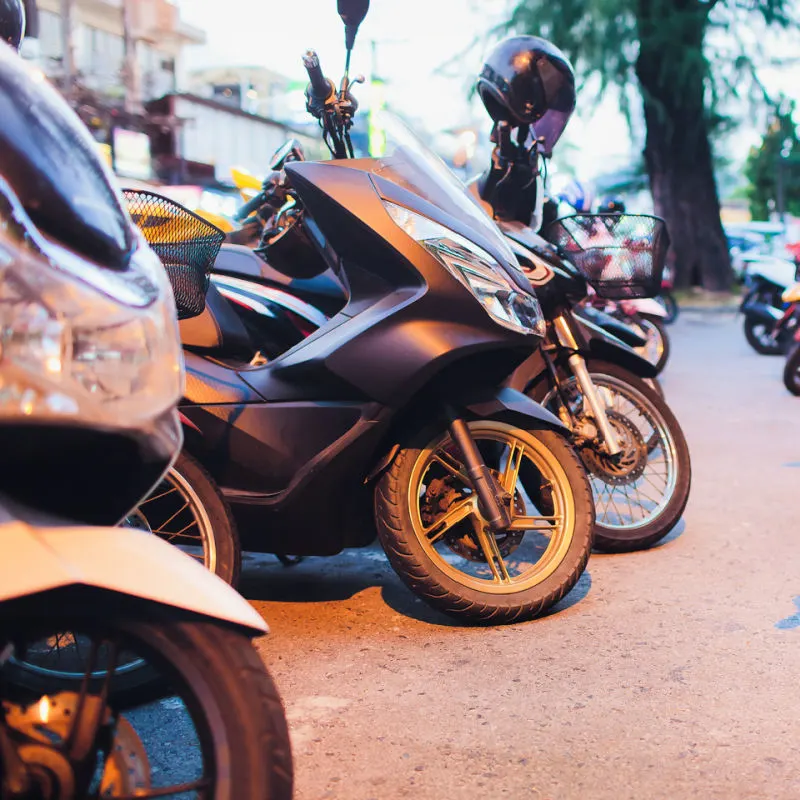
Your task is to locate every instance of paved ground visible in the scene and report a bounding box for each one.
[243,312,800,800]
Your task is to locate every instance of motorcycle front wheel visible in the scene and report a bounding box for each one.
[534,360,691,552]
[784,341,800,395]
[2,615,293,799]
[374,421,594,624]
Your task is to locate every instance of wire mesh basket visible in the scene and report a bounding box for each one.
[544,214,669,299]
[123,190,225,320]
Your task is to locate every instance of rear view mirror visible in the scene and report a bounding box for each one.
[269,139,305,171]
[337,0,369,50]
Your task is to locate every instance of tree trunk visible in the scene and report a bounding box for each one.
[635,2,733,291]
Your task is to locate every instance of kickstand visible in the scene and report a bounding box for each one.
[276,554,303,567]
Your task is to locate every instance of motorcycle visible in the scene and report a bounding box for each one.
[467,121,690,553]
[164,66,688,555]
[740,255,798,355]
[0,41,292,799]
[124,2,598,625]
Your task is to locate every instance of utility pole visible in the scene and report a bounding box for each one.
[59,0,75,102]
[122,0,143,115]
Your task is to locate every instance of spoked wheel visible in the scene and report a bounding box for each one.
[633,314,670,372]
[783,342,800,395]
[743,315,783,355]
[536,360,691,552]
[1,615,293,799]
[375,421,594,624]
[125,451,241,586]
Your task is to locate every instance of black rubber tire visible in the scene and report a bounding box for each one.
[784,342,800,395]
[5,617,293,800]
[638,313,671,372]
[136,451,241,587]
[374,424,595,625]
[657,292,679,324]
[530,360,691,553]
[744,315,783,355]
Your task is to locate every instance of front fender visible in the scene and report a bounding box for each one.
[573,314,659,378]
[0,522,266,634]
[463,386,567,432]
[575,306,647,348]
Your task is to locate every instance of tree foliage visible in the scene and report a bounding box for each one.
[744,102,800,221]
[505,0,795,290]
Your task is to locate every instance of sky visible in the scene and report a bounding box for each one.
[174,0,799,188]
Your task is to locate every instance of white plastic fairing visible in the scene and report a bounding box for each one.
[0,521,267,634]
[745,256,796,290]
[627,298,667,317]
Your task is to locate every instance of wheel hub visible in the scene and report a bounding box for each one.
[421,470,525,563]
[580,411,648,485]
[3,691,152,799]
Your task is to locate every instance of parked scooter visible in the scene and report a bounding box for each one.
[0,34,292,799]
[740,255,798,354]
[127,2,597,624]
[170,35,687,554]
[468,40,690,552]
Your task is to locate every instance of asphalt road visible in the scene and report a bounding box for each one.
[242,311,800,800]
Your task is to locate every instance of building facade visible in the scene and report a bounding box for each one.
[31,0,204,103]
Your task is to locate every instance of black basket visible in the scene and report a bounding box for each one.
[544,214,669,299]
[123,190,225,320]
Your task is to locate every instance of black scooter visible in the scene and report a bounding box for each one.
[128,0,596,625]
[206,115,689,552]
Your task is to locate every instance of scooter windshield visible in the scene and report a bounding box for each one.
[370,113,518,269]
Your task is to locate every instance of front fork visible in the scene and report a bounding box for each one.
[552,315,621,456]
[445,409,512,531]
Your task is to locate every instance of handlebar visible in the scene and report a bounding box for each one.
[303,50,334,104]
[234,191,266,223]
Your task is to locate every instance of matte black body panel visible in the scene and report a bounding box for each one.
[179,400,377,496]
[214,243,345,316]
[574,305,647,348]
[464,387,566,431]
[569,312,658,378]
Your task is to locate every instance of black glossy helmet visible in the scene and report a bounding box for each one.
[477,35,576,157]
[0,0,24,49]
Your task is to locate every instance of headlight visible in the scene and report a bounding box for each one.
[0,229,183,426]
[383,201,545,336]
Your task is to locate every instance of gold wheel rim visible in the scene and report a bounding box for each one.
[407,421,576,595]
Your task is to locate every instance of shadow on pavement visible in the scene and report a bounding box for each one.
[239,544,594,627]
[590,517,687,558]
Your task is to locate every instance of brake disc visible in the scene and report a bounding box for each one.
[580,410,648,486]
[423,469,526,562]
[99,717,152,796]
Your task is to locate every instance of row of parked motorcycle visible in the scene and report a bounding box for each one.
[739,242,800,394]
[0,1,689,797]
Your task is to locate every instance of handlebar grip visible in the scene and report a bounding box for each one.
[302,50,332,101]
[234,191,266,223]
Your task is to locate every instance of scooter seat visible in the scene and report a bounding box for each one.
[179,282,254,360]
